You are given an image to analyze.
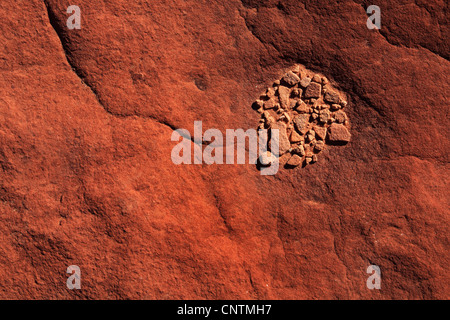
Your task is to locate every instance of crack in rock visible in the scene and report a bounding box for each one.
[42,0,180,133]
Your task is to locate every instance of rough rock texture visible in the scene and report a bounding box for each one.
[0,0,448,299]
[328,123,352,143]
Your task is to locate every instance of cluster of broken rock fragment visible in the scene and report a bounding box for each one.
[252,65,351,168]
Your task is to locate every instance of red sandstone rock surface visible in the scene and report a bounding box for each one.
[0,0,448,299]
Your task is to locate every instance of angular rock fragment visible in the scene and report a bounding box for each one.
[289,100,298,110]
[331,103,341,111]
[282,71,300,86]
[304,82,321,99]
[328,123,351,142]
[294,114,310,134]
[270,122,291,154]
[266,116,275,127]
[264,99,276,109]
[313,126,327,140]
[312,74,321,83]
[324,91,340,104]
[295,100,308,113]
[334,110,346,123]
[278,85,291,109]
[292,65,300,74]
[292,144,305,156]
[290,130,302,143]
[305,132,315,143]
[299,77,311,88]
[286,154,302,167]
[262,111,275,127]
[314,140,325,152]
[319,110,330,123]
[266,87,276,99]
[291,88,302,97]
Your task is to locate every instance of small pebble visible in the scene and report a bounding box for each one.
[312,74,321,83]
